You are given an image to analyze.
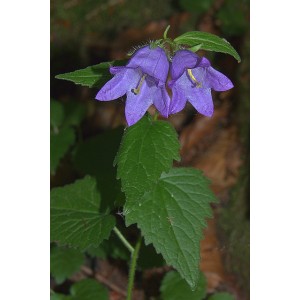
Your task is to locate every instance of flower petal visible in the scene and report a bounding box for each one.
[95,68,140,101]
[170,50,201,81]
[169,84,188,114]
[125,81,154,126]
[169,72,193,114]
[188,88,214,117]
[126,46,169,84]
[169,72,214,117]
[143,78,170,117]
[206,67,234,91]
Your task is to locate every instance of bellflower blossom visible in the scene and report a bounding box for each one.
[95,46,170,126]
[168,50,233,117]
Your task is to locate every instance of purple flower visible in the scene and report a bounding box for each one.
[168,50,233,117]
[95,46,170,126]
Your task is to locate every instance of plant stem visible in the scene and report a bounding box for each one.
[126,237,142,300]
[153,111,159,121]
[113,227,134,254]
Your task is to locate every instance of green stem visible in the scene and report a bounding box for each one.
[126,237,142,300]
[113,227,134,254]
[153,111,159,121]
[163,25,170,39]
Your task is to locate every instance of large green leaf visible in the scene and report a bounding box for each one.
[55,60,127,88]
[51,279,109,300]
[74,128,124,210]
[125,168,216,290]
[50,246,85,284]
[174,31,241,62]
[50,176,115,250]
[208,292,236,300]
[160,271,207,300]
[115,115,180,202]
[50,127,75,175]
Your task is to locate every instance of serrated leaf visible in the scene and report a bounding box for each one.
[160,271,207,300]
[50,246,85,284]
[115,115,180,202]
[74,127,124,210]
[125,168,216,290]
[174,31,241,62]
[87,231,130,261]
[55,60,127,88]
[50,176,115,250]
[50,127,76,175]
[51,100,64,129]
[69,279,109,300]
[51,279,109,300]
[139,242,165,269]
[208,292,235,300]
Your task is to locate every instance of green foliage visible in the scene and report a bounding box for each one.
[55,60,126,88]
[208,292,235,300]
[51,100,64,129]
[74,127,124,210]
[179,0,214,14]
[50,245,85,284]
[63,101,86,128]
[160,271,207,300]
[125,168,216,290]
[87,231,130,261]
[50,127,75,175]
[114,115,180,203]
[50,176,115,250]
[139,242,165,269]
[174,31,241,62]
[217,0,249,36]
[51,279,109,300]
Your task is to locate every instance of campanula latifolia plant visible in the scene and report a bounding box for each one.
[52,26,240,299]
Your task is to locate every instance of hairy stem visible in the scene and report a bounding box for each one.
[113,227,134,254]
[126,237,142,300]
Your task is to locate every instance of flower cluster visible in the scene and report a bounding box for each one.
[96,45,233,126]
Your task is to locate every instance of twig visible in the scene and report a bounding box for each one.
[81,265,127,297]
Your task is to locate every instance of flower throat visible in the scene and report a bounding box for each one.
[132,74,147,95]
[187,69,202,88]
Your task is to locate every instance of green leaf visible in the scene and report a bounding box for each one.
[208,292,236,300]
[55,60,127,88]
[125,168,216,290]
[51,294,70,300]
[87,231,130,261]
[69,279,109,300]
[50,246,85,284]
[115,115,180,202]
[139,242,165,269]
[51,279,109,300]
[50,127,76,175]
[50,176,115,250]
[51,100,64,130]
[63,101,86,128]
[74,127,124,210]
[160,271,207,300]
[174,31,241,62]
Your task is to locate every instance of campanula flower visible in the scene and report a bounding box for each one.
[95,46,170,126]
[168,50,233,117]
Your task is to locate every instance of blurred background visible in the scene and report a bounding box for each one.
[50,0,249,299]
